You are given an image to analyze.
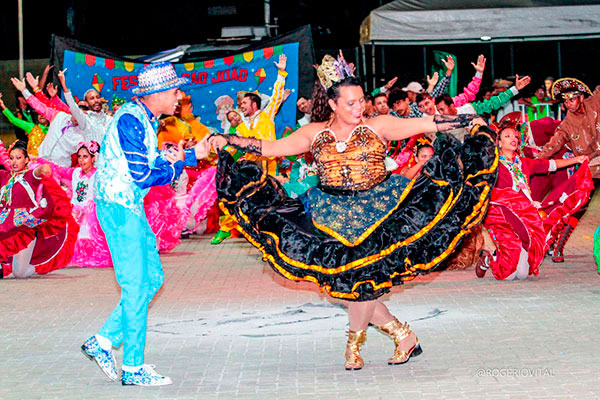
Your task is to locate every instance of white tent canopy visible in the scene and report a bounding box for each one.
[360,0,600,45]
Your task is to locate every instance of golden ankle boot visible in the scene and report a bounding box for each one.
[344,330,367,370]
[377,318,423,365]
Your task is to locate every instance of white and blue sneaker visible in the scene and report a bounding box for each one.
[81,335,119,381]
[121,364,173,386]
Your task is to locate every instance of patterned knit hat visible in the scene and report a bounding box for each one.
[132,62,190,96]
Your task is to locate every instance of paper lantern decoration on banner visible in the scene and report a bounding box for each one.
[92,73,104,93]
[254,68,266,86]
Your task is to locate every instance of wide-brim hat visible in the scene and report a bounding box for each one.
[132,61,190,96]
[551,77,592,100]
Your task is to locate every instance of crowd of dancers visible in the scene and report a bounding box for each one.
[1,50,599,385]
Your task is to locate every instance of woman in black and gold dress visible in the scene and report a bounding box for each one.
[209,54,498,370]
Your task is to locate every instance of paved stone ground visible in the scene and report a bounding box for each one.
[2,194,600,400]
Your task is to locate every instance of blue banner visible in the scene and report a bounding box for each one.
[62,42,299,137]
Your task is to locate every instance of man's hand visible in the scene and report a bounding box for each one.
[165,141,185,164]
[208,135,228,152]
[515,75,531,91]
[194,137,210,160]
[46,83,58,98]
[384,77,398,90]
[426,72,439,88]
[10,77,27,92]
[274,54,287,72]
[57,69,69,92]
[25,72,40,90]
[442,56,455,76]
[471,55,486,73]
[0,92,5,110]
[282,88,291,102]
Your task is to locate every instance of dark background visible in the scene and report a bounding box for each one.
[2,1,599,97]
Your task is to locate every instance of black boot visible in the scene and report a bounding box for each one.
[552,224,575,263]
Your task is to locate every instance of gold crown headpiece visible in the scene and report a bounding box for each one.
[316,52,355,90]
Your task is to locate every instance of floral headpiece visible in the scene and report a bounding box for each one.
[551,77,592,100]
[493,111,533,151]
[316,52,355,90]
[415,137,433,153]
[77,140,100,156]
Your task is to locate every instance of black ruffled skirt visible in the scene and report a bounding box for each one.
[216,130,498,301]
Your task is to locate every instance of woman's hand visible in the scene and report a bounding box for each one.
[574,155,588,164]
[36,163,52,177]
[208,135,228,152]
[25,72,40,90]
[46,83,58,98]
[10,77,27,92]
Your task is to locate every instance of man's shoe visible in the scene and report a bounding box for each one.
[81,336,118,381]
[121,364,173,386]
[210,230,231,245]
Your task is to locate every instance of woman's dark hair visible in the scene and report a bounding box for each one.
[311,76,363,123]
[10,140,28,157]
[416,144,434,157]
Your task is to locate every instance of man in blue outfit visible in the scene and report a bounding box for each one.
[81,62,209,386]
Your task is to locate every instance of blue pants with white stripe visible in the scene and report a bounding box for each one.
[96,200,164,367]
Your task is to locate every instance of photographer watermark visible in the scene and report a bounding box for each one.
[475,367,554,378]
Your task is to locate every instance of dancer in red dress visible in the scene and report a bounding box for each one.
[1,140,79,278]
[478,122,589,280]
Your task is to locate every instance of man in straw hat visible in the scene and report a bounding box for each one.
[538,77,598,262]
[81,61,210,386]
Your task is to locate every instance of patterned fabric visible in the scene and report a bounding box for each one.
[0,172,22,206]
[307,174,409,245]
[75,180,89,203]
[0,209,8,224]
[13,208,46,228]
[499,155,530,194]
[311,125,387,191]
[121,365,172,386]
[27,125,47,156]
[70,168,96,206]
